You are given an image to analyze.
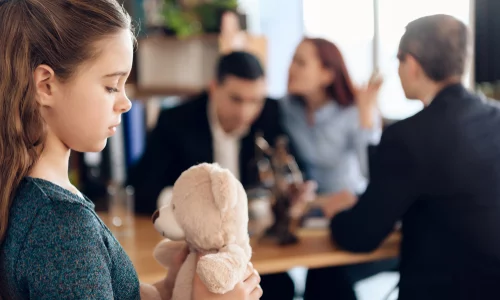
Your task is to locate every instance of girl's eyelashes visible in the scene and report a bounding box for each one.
[106,87,119,93]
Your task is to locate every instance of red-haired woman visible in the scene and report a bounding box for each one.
[259,38,398,300]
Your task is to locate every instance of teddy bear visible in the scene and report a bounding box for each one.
[149,162,252,300]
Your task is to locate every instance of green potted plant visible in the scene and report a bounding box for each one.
[162,0,240,38]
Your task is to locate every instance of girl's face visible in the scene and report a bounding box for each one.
[34,29,133,152]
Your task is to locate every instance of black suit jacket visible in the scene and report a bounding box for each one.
[128,92,299,215]
[331,84,500,299]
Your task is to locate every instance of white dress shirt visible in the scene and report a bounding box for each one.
[208,100,248,180]
[157,100,248,208]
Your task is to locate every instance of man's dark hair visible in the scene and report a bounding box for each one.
[216,51,265,83]
[398,14,470,81]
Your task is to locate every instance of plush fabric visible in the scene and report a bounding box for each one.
[153,163,251,300]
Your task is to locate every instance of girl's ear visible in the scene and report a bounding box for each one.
[33,64,57,107]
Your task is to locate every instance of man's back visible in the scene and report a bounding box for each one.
[393,83,500,298]
[331,84,500,299]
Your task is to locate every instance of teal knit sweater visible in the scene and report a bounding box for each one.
[1,177,140,299]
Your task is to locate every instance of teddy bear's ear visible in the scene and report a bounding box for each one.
[210,166,238,212]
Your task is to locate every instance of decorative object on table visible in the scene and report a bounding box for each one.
[246,186,274,238]
[252,133,304,246]
[148,163,252,300]
[244,132,274,238]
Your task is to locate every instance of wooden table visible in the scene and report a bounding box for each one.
[98,213,400,284]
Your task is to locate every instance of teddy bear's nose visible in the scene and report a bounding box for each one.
[152,209,160,224]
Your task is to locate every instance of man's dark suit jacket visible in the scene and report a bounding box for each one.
[128,92,296,215]
[331,84,500,299]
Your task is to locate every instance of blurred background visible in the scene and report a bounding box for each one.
[70,0,489,202]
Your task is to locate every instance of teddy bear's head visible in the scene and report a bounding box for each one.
[153,162,250,256]
[152,163,252,294]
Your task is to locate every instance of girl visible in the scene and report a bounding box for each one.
[0,1,261,299]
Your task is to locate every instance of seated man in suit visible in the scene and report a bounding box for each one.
[325,14,500,300]
[129,51,314,213]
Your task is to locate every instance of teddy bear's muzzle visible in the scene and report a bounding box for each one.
[153,204,186,241]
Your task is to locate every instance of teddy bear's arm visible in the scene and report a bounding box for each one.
[153,240,187,268]
[139,240,188,300]
[196,244,250,294]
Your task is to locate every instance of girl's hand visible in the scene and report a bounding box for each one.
[165,244,189,284]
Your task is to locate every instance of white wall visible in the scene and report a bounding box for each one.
[239,0,305,98]
[303,0,375,85]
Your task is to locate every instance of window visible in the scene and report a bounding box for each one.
[303,0,374,85]
[376,0,471,119]
[303,0,472,120]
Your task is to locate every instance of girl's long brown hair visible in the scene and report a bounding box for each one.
[0,1,133,298]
